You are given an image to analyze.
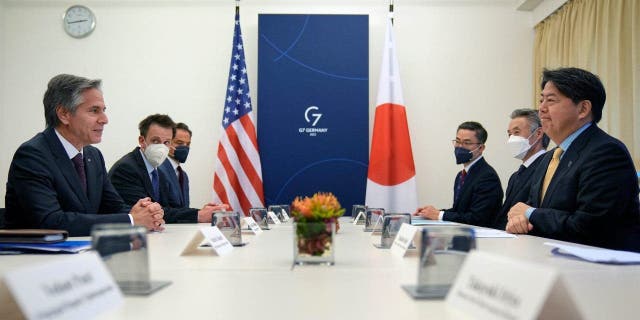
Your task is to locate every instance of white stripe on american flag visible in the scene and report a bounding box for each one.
[220,122,262,209]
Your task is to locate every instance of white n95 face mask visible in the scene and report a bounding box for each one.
[143,143,169,168]
[507,134,533,160]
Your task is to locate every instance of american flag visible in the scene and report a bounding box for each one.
[212,7,265,216]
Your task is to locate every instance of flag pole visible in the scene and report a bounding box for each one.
[389,0,394,25]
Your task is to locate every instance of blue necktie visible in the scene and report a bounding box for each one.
[151,169,160,201]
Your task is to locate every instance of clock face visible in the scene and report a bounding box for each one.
[63,5,96,38]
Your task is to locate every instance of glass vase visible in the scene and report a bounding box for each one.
[293,221,335,265]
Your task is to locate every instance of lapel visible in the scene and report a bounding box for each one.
[160,159,185,206]
[181,168,189,206]
[541,124,597,206]
[44,127,92,211]
[133,147,155,198]
[504,172,518,203]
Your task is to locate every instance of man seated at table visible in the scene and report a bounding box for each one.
[493,108,549,229]
[108,114,228,223]
[415,121,503,228]
[4,74,164,236]
[506,67,640,251]
[159,122,192,208]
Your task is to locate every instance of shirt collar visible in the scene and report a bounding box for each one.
[523,149,546,168]
[168,156,180,170]
[54,129,82,159]
[138,149,155,175]
[464,155,483,172]
[558,122,592,154]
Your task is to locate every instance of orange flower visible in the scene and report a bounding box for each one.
[291,192,345,222]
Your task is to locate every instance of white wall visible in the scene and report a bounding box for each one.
[0,0,534,210]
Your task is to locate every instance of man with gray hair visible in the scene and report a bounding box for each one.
[5,74,165,236]
[493,108,549,229]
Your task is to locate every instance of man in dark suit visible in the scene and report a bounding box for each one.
[109,114,227,223]
[159,122,192,208]
[507,67,640,251]
[493,108,549,229]
[415,122,503,228]
[5,74,164,236]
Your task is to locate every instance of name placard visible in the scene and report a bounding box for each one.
[243,217,263,235]
[3,252,123,320]
[181,227,234,256]
[391,223,418,257]
[446,250,581,320]
[281,211,290,222]
[267,211,282,224]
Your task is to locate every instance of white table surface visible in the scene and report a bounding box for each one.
[1,218,639,319]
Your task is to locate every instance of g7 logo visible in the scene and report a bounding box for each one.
[304,106,322,127]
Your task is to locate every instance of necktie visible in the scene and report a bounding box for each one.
[151,169,160,201]
[177,166,185,190]
[455,169,467,202]
[72,153,87,193]
[541,147,563,201]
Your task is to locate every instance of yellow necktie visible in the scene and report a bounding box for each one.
[541,147,563,201]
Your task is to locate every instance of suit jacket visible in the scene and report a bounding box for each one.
[527,124,640,250]
[159,159,190,208]
[108,148,198,223]
[4,127,130,236]
[442,157,503,228]
[493,154,546,230]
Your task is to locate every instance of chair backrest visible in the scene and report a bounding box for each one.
[0,208,5,229]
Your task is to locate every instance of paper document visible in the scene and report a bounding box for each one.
[472,228,518,238]
[544,242,640,265]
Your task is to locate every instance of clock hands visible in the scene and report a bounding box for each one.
[67,19,88,24]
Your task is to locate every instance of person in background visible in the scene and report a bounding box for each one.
[109,114,228,223]
[507,67,640,251]
[493,108,549,229]
[415,121,503,228]
[5,74,164,236]
[159,122,192,208]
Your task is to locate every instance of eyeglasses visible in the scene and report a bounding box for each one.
[451,139,482,147]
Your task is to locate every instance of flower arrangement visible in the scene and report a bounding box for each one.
[291,192,344,263]
[290,192,345,222]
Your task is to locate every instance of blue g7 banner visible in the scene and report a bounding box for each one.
[258,14,369,213]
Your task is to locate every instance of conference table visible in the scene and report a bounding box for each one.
[1,218,639,319]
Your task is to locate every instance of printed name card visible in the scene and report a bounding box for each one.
[3,252,123,320]
[446,250,581,320]
[181,227,234,256]
[391,223,418,257]
[243,217,263,235]
[267,211,282,224]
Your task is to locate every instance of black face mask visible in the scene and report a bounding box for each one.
[173,146,190,163]
[454,147,473,164]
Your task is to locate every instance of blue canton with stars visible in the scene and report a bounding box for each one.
[223,11,253,129]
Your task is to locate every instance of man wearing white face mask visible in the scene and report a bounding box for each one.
[493,109,549,229]
[109,114,227,223]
